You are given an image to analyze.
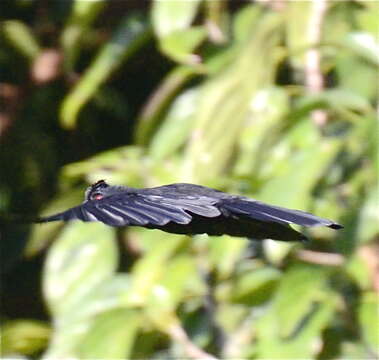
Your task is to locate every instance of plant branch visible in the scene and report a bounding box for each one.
[305,0,329,126]
[168,322,219,360]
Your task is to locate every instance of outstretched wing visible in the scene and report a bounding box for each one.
[221,198,343,229]
[37,192,222,227]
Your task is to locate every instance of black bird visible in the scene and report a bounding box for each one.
[36,180,343,242]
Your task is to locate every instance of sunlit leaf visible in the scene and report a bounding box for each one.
[152,0,202,37]
[183,13,283,183]
[43,222,117,317]
[61,0,106,70]
[2,20,40,60]
[149,87,199,160]
[60,15,151,129]
[355,187,379,244]
[128,233,188,306]
[1,320,50,356]
[256,264,336,359]
[343,32,379,66]
[358,292,379,354]
[228,266,281,306]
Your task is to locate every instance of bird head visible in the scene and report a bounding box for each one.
[84,180,111,201]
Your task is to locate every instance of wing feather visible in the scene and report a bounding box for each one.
[222,198,341,228]
[131,199,191,224]
[142,195,221,218]
[37,191,221,227]
[106,203,161,225]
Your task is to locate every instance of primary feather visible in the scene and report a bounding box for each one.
[37,180,343,242]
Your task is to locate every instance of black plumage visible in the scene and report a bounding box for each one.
[36,180,343,242]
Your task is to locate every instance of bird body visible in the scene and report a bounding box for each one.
[37,180,343,242]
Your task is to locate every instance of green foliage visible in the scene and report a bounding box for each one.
[1,1,378,359]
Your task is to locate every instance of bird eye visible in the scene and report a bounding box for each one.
[92,193,104,200]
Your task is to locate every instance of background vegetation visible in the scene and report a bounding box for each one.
[1,0,378,359]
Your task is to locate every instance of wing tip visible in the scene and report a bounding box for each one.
[34,216,51,223]
[328,223,343,230]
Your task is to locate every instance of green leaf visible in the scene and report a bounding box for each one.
[145,255,204,329]
[285,1,312,69]
[358,292,379,355]
[336,52,378,101]
[76,309,140,359]
[297,89,373,115]
[234,86,290,177]
[256,264,336,359]
[159,27,207,64]
[43,308,140,359]
[128,233,188,305]
[233,4,262,43]
[61,146,145,186]
[228,266,281,306]
[135,65,198,145]
[2,20,40,60]
[60,15,151,129]
[355,187,379,244]
[60,0,106,70]
[43,222,117,317]
[152,0,202,37]
[343,31,379,66]
[257,121,342,210]
[1,320,50,356]
[208,235,248,279]
[149,87,199,160]
[183,13,283,183]
[272,264,330,337]
[152,0,205,63]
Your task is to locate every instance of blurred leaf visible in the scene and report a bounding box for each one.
[336,52,378,101]
[152,0,202,37]
[149,87,198,160]
[183,12,283,183]
[257,121,342,209]
[285,1,312,69]
[43,308,139,360]
[256,264,336,359]
[355,187,379,244]
[228,266,281,306]
[208,235,248,279]
[135,65,199,145]
[61,146,145,186]
[234,86,290,177]
[61,0,106,70]
[160,27,206,65]
[75,309,140,359]
[26,188,84,256]
[345,251,370,292]
[145,255,203,329]
[358,292,379,355]
[356,2,379,36]
[128,233,188,306]
[2,20,40,60]
[343,32,379,66]
[60,15,151,129]
[1,320,50,357]
[152,0,204,64]
[43,222,117,317]
[258,300,335,359]
[296,89,373,116]
[233,4,262,43]
[273,264,330,337]
[2,2,378,359]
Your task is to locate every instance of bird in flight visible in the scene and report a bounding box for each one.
[36,180,343,242]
